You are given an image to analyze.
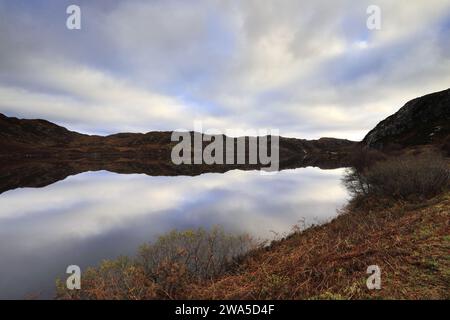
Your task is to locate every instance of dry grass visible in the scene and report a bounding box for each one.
[190,192,450,300]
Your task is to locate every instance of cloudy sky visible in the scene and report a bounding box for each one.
[0,0,449,139]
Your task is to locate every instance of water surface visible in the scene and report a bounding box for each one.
[0,167,348,299]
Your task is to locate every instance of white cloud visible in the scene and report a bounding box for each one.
[0,58,195,133]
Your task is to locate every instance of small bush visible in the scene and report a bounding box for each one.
[137,226,254,296]
[342,168,371,197]
[349,146,386,170]
[56,226,254,299]
[343,152,449,201]
[56,257,158,300]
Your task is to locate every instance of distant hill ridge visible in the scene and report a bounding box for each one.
[0,112,356,163]
[1,88,449,160]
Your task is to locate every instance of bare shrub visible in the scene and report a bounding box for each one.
[137,227,254,292]
[56,256,158,300]
[350,146,386,170]
[56,226,255,299]
[343,152,449,201]
[342,168,370,197]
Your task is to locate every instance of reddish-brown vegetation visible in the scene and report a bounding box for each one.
[56,188,450,300]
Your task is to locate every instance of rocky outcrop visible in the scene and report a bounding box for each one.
[363,89,450,149]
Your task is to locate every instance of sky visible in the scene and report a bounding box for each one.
[0,0,449,140]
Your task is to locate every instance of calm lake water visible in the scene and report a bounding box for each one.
[0,167,349,299]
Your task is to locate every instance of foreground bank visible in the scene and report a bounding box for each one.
[193,190,450,299]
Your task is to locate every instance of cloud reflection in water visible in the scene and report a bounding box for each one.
[0,167,348,298]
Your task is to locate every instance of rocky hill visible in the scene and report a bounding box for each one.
[363,88,450,152]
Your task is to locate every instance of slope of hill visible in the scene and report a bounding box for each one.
[192,191,450,299]
[363,88,450,151]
